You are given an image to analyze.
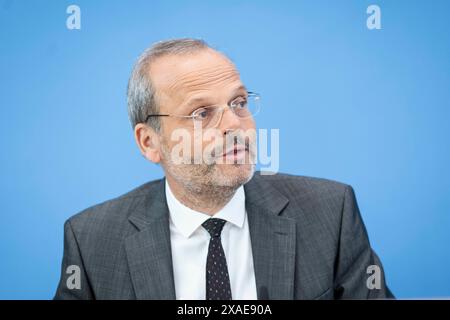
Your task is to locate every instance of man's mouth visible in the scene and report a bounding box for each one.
[221,144,249,162]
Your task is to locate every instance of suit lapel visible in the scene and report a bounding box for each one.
[124,174,296,300]
[125,178,176,299]
[244,174,296,300]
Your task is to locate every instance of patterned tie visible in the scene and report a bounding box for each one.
[202,218,232,300]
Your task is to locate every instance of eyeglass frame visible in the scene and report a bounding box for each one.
[143,91,260,128]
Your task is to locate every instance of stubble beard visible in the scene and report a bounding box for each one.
[160,138,255,205]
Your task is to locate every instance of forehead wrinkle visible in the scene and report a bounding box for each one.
[182,83,247,109]
[167,65,240,93]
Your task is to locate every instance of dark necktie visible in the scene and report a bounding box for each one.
[202,218,232,300]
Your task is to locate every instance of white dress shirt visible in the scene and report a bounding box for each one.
[165,179,258,300]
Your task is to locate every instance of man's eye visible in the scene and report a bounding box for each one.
[238,101,247,108]
[194,108,210,120]
[233,97,247,109]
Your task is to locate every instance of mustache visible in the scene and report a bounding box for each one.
[163,128,258,165]
[210,134,255,158]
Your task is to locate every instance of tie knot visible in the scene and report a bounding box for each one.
[202,218,227,238]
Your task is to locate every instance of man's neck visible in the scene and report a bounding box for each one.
[165,175,238,216]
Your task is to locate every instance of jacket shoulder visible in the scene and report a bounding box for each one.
[255,172,350,197]
[66,178,163,233]
[252,172,354,229]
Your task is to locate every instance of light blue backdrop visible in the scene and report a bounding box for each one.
[1,0,449,299]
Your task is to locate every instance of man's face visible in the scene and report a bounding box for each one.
[150,48,256,190]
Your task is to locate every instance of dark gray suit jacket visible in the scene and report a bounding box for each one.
[54,172,393,299]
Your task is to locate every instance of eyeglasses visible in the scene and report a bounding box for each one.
[144,92,260,128]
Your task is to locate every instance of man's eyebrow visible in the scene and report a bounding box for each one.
[185,85,248,106]
[234,84,247,91]
[184,96,211,108]
[232,85,248,95]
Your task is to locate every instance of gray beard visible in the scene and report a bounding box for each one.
[160,142,255,212]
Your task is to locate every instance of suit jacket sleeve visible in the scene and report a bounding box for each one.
[54,219,95,300]
[334,185,394,299]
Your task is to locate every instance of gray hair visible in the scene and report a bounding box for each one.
[127,38,210,131]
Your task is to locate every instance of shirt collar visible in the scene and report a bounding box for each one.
[165,178,246,238]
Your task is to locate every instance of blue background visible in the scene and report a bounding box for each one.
[1,0,449,299]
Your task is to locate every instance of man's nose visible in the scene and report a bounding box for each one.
[219,106,241,132]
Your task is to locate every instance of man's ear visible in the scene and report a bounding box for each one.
[134,123,162,163]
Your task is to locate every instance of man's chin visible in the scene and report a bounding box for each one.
[213,163,255,187]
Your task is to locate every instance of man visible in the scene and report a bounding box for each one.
[54,38,393,300]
